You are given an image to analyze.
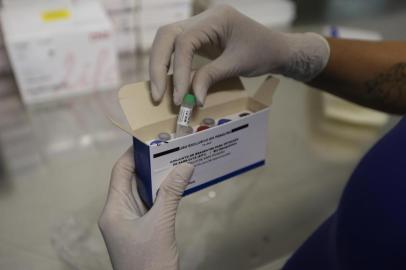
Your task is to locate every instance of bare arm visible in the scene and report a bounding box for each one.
[310,39,406,114]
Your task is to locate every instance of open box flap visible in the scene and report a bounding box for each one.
[116,75,279,133]
[107,114,138,137]
[118,75,246,132]
[251,75,279,106]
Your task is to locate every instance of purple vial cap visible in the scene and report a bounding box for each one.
[150,140,163,146]
[218,118,231,125]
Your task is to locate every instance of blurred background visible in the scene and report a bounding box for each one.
[0,0,405,269]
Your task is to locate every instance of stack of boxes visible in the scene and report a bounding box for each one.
[195,0,296,28]
[1,0,120,104]
[137,0,192,51]
[92,0,138,54]
[0,0,193,103]
[74,0,192,53]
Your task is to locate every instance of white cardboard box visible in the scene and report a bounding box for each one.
[2,0,70,7]
[113,75,278,207]
[107,8,138,53]
[109,8,137,30]
[139,0,191,8]
[139,2,191,51]
[115,28,137,54]
[201,0,296,28]
[140,2,191,26]
[96,0,136,12]
[1,1,120,104]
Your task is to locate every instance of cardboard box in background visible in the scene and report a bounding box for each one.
[1,0,70,7]
[108,7,138,54]
[1,0,120,104]
[114,28,137,54]
[195,0,296,28]
[109,7,137,30]
[139,2,190,26]
[72,0,192,53]
[93,0,136,12]
[138,0,192,51]
[112,75,278,207]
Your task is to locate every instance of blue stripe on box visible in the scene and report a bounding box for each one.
[183,160,266,196]
[133,137,153,208]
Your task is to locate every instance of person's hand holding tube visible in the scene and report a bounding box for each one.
[99,147,194,270]
[149,4,330,106]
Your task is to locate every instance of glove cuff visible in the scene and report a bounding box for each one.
[282,32,331,82]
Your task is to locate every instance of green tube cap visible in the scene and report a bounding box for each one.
[183,93,196,106]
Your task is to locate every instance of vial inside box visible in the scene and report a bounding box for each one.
[147,110,254,146]
[136,95,265,146]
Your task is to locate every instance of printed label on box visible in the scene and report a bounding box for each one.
[152,109,268,198]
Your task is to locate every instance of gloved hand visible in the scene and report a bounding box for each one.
[149,4,330,105]
[99,147,194,270]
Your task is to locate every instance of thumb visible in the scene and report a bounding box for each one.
[108,147,135,201]
[152,163,194,223]
[192,53,236,105]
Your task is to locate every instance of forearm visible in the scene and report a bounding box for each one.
[310,38,406,114]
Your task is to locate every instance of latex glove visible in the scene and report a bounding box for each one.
[99,147,194,270]
[149,4,330,105]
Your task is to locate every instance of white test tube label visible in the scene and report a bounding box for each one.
[177,107,192,127]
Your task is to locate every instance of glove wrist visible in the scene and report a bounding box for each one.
[281,32,330,82]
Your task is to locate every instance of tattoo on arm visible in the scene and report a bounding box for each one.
[365,63,406,110]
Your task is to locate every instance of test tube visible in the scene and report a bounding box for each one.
[150,140,163,146]
[218,118,231,125]
[239,112,251,117]
[197,125,210,132]
[201,117,215,127]
[157,132,171,142]
[182,126,194,136]
[175,94,196,138]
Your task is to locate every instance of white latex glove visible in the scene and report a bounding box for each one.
[149,4,330,105]
[99,147,194,270]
